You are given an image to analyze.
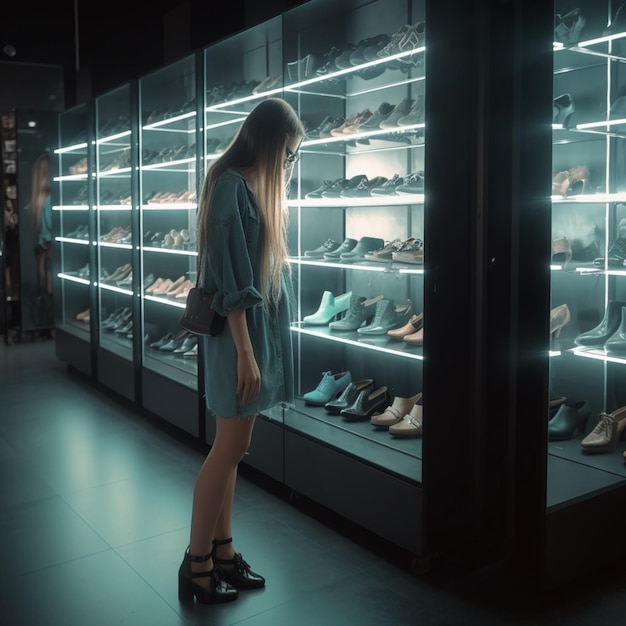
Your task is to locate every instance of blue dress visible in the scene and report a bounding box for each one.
[200,169,295,418]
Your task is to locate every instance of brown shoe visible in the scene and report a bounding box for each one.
[389,400,423,438]
[371,392,422,429]
[403,325,424,345]
[388,312,423,340]
[581,406,626,454]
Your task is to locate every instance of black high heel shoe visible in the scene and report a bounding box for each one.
[178,547,238,604]
[212,538,266,589]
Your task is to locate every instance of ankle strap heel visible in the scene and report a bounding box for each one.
[212,538,266,590]
[178,546,238,604]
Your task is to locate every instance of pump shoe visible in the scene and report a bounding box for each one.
[341,385,389,421]
[324,378,374,414]
[581,406,626,454]
[303,290,352,325]
[550,304,571,339]
[371,392,422,429]
[303,370,352,406]
[548,400,592,441]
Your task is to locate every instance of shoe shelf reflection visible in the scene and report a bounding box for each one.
[572,346,626,365]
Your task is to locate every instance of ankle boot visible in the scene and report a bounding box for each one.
[178,547,238,604]
[581,407,626,454]
[604,306,626,354]
[548,400,591,440]
[575,300,626,346]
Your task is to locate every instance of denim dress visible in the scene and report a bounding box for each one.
[200,169,295,418]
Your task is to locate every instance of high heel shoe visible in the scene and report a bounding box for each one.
[552,165,589,197]
[550,303,571,339]
[178,547,238,604]
[548,400,591,440]
[581,406,626,454]
[212,538,265,589]
[554,8,586,46]
[551,236,572,268]
[387,312,423,340]
[553,93,575,127]
[303,290,352,325]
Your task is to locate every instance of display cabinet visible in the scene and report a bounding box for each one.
[94,83,138,401]
[138,54,201,436]
[280,0,426,555]
[53,102,95,375]
[202,15,285,478]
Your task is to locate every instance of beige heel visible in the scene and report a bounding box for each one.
[371,392,422,429]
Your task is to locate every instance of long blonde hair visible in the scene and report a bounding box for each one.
[197,98,305,306]
[30,152,51,235]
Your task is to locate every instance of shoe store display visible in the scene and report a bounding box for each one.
[303,370,352,406]
[575,300,626,346]
[303,290,352,325]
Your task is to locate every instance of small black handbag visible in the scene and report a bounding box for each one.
[178,277,226,337]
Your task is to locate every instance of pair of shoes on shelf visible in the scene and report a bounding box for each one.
[551,165,589,197]
[329,294,384,331]
[356,299,413,335]
[389,395,424,437]
[340,385,389,421]
[371,392,422,429]
[388,313,424,343]
[575,300,626,353]
[303,370,352,406]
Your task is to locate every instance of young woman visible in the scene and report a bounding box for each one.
[178,97,305,604]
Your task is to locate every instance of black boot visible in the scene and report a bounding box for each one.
[548,400,591,441]
[574,300,626,346]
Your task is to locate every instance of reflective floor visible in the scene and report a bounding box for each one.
[1,338,625,626]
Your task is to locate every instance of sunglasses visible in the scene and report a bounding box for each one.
[284,146,300,169]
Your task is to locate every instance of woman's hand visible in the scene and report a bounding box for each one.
[236,351,261,405]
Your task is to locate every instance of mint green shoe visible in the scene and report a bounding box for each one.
[303,290,352,325]
[303,370,352,406]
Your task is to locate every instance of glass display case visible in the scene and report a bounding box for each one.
[94,83,137,401]
[53,102,94,375]
[281,0,426,555]
[201,15,285,475]
[138,54,200,435]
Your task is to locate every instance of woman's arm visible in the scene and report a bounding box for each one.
[227,308,261,406]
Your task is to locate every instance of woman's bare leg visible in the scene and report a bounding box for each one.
[189,415,255,582]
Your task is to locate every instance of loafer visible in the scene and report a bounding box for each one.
[303,370,352,406]
[325,379,374,414]
[304,238,341,259]
[340,236,385,264]
[323,237,358,260]
[341,385,389,421]
[329,294,384,331]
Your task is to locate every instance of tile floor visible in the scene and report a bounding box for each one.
[1,338,626,625]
